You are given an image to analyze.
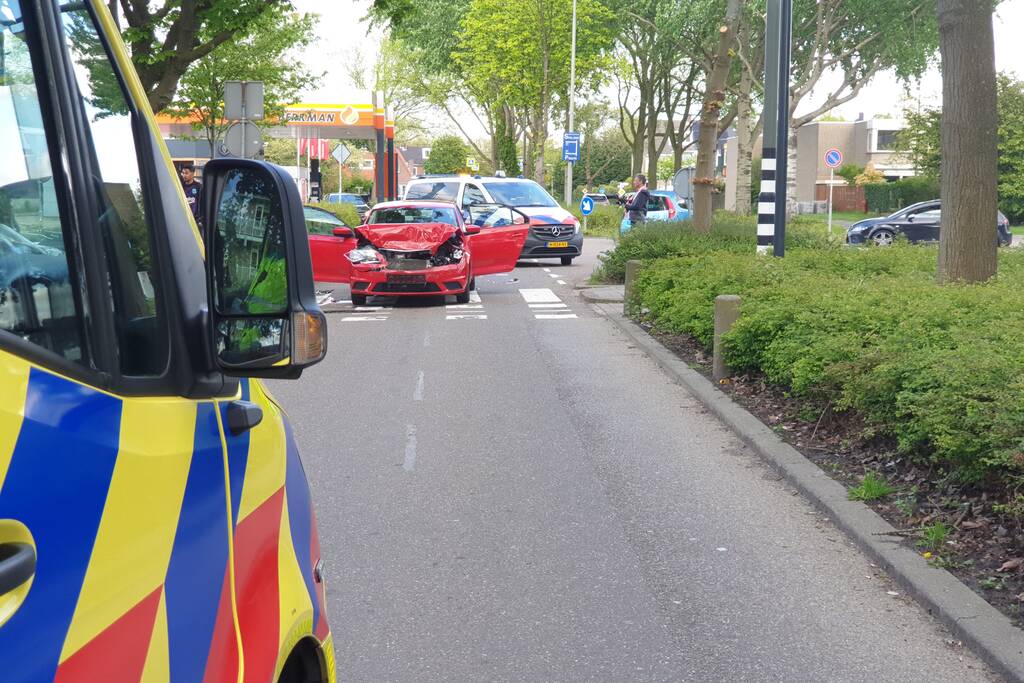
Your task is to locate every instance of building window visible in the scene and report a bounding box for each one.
[876,130,898,151]
[422,148,431,160]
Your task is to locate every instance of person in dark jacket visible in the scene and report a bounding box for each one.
[179,163,202,224]
[624,174,650,225]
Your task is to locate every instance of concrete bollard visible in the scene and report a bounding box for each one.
[713,295,742,382]
[624,260,642,316]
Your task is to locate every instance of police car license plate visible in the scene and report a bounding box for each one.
[548,241,569,248]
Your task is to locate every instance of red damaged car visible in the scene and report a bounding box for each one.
[309,200,529,305]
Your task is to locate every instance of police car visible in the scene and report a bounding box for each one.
[404,175,583,265]
[0,2,334,681]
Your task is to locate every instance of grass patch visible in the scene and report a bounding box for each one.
[917,521,951,552]
[828,210,885,223]
[848,472,898,501]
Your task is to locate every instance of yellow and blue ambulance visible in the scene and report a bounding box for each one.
[0,0,335,680]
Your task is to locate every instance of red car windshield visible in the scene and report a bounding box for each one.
[368,207,460,227]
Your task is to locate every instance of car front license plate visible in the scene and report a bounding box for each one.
[548,241,569,248]
[387,274,427,285]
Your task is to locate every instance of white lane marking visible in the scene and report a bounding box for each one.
[519,288,561,303]
[528,303,567,309]
[446,304,484,310]
[548,273,559,279]
[543,268,551,272]
[469,291,482,303]
[341,316,388,322]
[352,306,389,312]
[423,332,431,347]
[403,424,417,472]
[413,371,425,401]
[535,313,578,320]
[557,280,567,285]
[446,314,487,320]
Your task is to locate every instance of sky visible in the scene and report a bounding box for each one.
[290,0,1024,137]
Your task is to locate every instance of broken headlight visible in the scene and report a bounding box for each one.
[346,247,383,264]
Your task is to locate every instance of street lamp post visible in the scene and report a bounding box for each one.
[564,0,577,207]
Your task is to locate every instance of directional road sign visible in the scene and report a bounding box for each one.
[332,143,351,165]
[562,132,581,163]
[580,196,595,216]
[824,148,843,169]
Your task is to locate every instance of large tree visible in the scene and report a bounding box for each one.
[936,0,998,283]
[346,37,431,144]
[455,0,615,184]
[165,5,316,156]
[109,0,294,113]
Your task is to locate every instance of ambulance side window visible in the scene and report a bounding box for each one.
[60,2,168,377]
[0,0,87,364]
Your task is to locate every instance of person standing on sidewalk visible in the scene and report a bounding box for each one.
[624,174,651,225]
[179,163,203,225]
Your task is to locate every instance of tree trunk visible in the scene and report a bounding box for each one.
[937,0,999,283]
[785,124,798,217]
[693,0,743,232]
[646,100,660,187]
[734,65,754,215]
[631,97,647,176]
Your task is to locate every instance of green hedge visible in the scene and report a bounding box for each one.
[864,177,939,214]
[593,212,834,283]
[630,244,1024,486]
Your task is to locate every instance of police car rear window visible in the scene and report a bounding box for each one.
[406,182,459,201]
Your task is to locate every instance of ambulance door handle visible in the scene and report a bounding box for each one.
[227,400,263,435]
[0,543,35,595]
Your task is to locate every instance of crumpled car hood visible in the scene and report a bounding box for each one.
[357,223,458,253]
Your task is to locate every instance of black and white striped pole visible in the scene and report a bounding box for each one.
[758,0,793,256]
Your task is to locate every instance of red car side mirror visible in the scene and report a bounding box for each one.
[465,225,482,235]
[332,226,353,238]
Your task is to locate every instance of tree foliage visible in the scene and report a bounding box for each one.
[455,0,615,182]
[110,0,295,113]
[165,5,317,156]
[423,135,470,175]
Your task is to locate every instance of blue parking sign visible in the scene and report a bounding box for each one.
[562,132,581,162]
[580,196,595,216]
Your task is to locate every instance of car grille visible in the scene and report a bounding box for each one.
[380,249,431,271]
[532,225,573,240]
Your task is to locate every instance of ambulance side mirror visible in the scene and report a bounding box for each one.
[202,159,327,379]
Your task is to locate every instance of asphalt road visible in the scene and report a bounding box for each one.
[270,238,997,682]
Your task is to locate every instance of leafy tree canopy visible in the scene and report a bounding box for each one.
[423,135,470,174]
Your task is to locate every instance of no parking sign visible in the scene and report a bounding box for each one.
[824,148,843,168]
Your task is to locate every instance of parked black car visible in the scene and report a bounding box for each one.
[846,200,1012,247]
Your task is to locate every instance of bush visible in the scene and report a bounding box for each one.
[593,212,835,283]
[307,200,360,226]
[864,177,940,214]
[571,204,623,239]
[630,243,1024,486]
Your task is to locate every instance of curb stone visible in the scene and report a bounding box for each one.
[579,286,625,304]
[597,303,1024,683]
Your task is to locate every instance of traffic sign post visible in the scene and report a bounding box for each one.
[824,148,843,235]
[579,194,594,236]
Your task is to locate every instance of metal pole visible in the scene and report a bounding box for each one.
[564,0,577,207]
[828,167,834,235]
[373,91,386,205]
[773,0,793,257]
[757,1,781,255]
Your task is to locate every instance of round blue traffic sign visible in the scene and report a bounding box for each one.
[824,148,843,168]
[580,196,595,216]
